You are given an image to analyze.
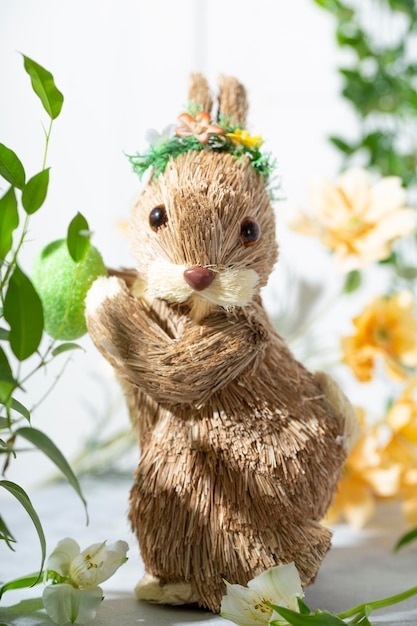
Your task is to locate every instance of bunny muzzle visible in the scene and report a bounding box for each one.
[145,259,259,312]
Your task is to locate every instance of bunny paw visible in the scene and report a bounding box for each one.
[85,275,125,315]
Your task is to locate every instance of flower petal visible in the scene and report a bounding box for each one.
[47,539,81,578]
[338,168,372,217]
[43,583,103,625]
[369,209,417,244]
[367,176,407,220]
[177,112,195,125]
[70,540,129,587]
[220,581,271,626]
[248,563,303,611]
[93,540,129,584]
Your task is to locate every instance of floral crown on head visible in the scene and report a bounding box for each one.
[127,101,276,183]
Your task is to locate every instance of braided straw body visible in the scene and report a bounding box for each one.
[86,77,356,613]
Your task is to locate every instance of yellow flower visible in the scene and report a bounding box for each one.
[387,379,417,443]
[325,409,379,528]
[386,381,417,524]
[325,472,376,529]
[341,291,417,382]
[290,168,416,271]
[226,128,263,148]
[328,391,417,528]
[325,408,403,528]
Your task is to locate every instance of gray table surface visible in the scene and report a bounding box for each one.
[1,477,416,625]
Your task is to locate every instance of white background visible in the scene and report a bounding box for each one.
[0,0,361,486]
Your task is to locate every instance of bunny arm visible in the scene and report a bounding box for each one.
[86,276,269,407]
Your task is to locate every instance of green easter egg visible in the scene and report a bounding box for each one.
[32,239,107,340]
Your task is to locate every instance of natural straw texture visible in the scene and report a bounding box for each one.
[218,74,248,126]
[86,75,358,613]
[188,72,213,115]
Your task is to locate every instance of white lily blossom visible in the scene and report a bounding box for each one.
[47,538,129,588]
[220,563,304,626]
[43,583,103,625]
[70,540,129,587]
[43,538,129,625]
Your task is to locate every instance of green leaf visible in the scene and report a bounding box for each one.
[395,526,417,551]
[52,342,84,357]
[16,426,88,523]
[22,55,64,120]
[329,135,356,155]
[298,597,312,615]
[0,573,42,600]
[0,187,19,258]
[379,251,397,265]
[343,269,362,293]
[0,144,26,189]
[0,480,46,577]
[0,346,16,403]
[0,328,10,340]
[0,514,16,550]
[11,398,30,422]
[271,605,347,625]
[395,265,417,280]
[389,0,417,16]
[3,265,44,361]
[67,212,91,262]
[21,169,50,215]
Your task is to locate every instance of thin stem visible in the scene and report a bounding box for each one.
[29,356,71,413]
[337,585,417,620]
[1,117,53,294]
[0,214,30,291]
[42,118,53,170]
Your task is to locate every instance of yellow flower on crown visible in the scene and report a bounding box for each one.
[290,167,417,272]
[341,291,417,382]
[226,128,263,148]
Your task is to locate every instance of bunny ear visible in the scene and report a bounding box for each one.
[217,75,248,127]
[188,73,213,113]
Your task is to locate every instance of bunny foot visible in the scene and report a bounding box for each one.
[134,574,198,605]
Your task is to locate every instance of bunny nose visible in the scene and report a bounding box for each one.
[184,267,215,291]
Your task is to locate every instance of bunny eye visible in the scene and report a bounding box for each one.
[240,217,260,247]
[149,204,168,232]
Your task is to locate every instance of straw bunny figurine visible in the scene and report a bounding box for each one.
[86,74,358,613]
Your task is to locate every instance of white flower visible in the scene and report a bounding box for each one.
[70,540,129,587]
[43,584,103,625]
[44,538,129,625]
[220,563,304,626]
[145,124,176,148]
[47,538,129,588]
